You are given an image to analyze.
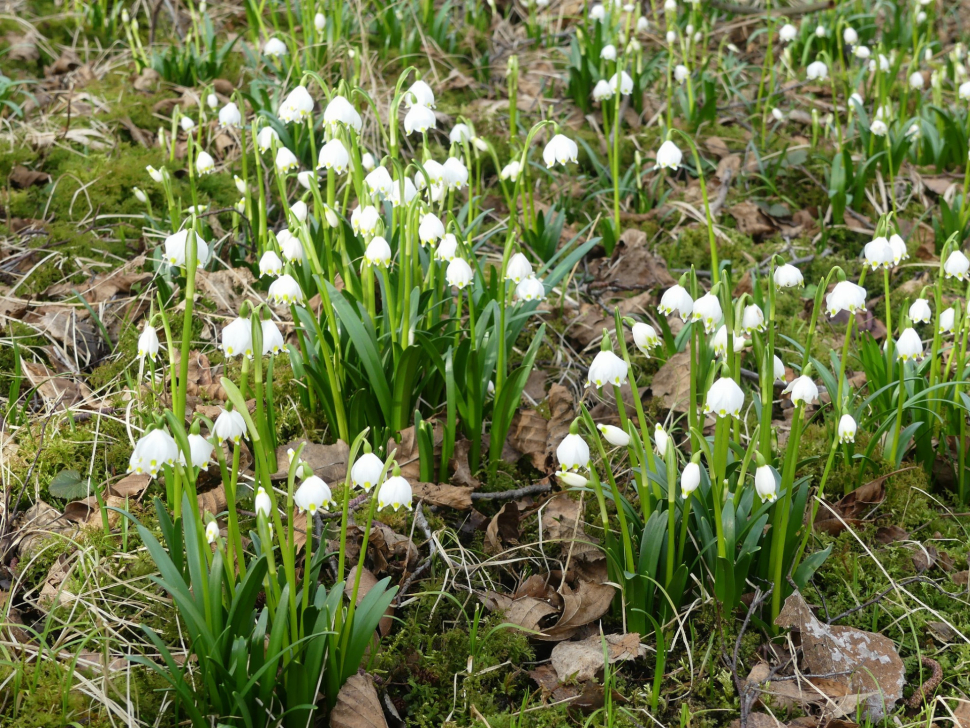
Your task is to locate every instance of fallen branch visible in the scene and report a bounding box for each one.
[471,482,552,501]
[707,0,833,17]
[394,502,436,605]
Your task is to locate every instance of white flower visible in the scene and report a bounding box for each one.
[600,44,617,61]
[632,322,660,355]
[436,233,459,262]
[295,476,333,514]
[314,12,326,30]
[774,355,786,380]
[741,304,766,334]
[257,126,279,153]
[610,71,634,95]
[691,292,723,333]
[365,166,394,198]
[944,250,970,280]
[557,471,588,487]
[681,462,701,497]
[940,307,955,334]
[404,104,437,135]
[909,298,931,324]
[378,475,413,511]
[129,428,178,477]
[506,252,533,283]
[323,205,340,228]
[138,326,160,360]
[849,92,864,107]
[147,165,165,183]
[806,61,828,80]
[774,263,804,288]
[838,414,857,443]
[843,26,858,45]
[779,23,797,42]
[446,258,474,289]
[290,201,308,224]
[590,3,605,20]
[854,45,870,60]
[196,150,215,175]
[815,25,826,38]
[235,197,246,214]
[180,116,196,132]
[636,16,648,32]
[654,423,669,455]
[449,123,471,143]
[443,157,469,190]
[500,160,522,181]
[415,159,445,188]
[276,147,299,173]
[221,317,253,358]
[592,80,613,102]
[206,93,218,110]
[263,37,287,56]
[233,175,248,195]
[771,107,784,121]
[909,71,925,89]
[658,284,694,320]
[279,229,304,263]
[213,408,247,444]
[896,328,924,362]
[598,424,630,447]
[365,236,393,267]
[389,177,418,207]
[352,452,385,491]
[361,152,376,171]
[960,81,970,100]
[888,234,908,264]
[704,377,745,418]
[754,465,777,503]
[543,134,579,167]
[666,30,676,44]
[163,229,208,268]
[254,486,272,517]
[317,139,349,173]
[182,434,215,470]
[259,251,283,277]
[405,80,435,108]
[205,521,219,544]
[864,236,894,269]
[557,433,590,471]
[826,281,867,317]
[218,102,242,128]
[674,64,690,83]
[906,123,920,139]
[654,140,683,170]
[280,85,314,122]
[783,375,819,405]
[324,96,362,132]
[587,350,628,388]
[268,274,305,305]
[351,205,381,236]
[869,119,888,136]
[261,319,285,355]
[419,213,445,245]
[515,276,546,301]
[712,325,746,358]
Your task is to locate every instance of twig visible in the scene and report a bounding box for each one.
[320,492,369,519]
[471,482,552,500]
[707,0,833,17]
[826,576,947,623]
[394,502,436,605]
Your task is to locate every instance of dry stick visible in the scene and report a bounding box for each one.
[825,575,952,624]
[394,501,436,605]
[707,0,834,16]
[470,482,552,500]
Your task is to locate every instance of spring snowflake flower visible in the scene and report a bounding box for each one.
[259,251,283,277]
[654,423,669,455]
[674,64,690,83]
[294,476,333,514]
[446,258,474,289]
[196,150,215,175]
[740,304,766,334]
[869,119,888,136]
[940,307,955,334]
[909,71,925,89]
[218,102,242,128]
[500,160,522,181]
[254,487,272,517]
[515,276,546,302]
[418,213,446,245]
[352,452,385,491]
[182,434,215,470]
[279,85,314,122]
[129,429,178,477]
[378,475,413,511]
[838,414,857,443]
[783,375,819,405]
[435,234,459,262]
[888,234,909,264]
[365,166,394,198]
[263,37,287,57]
[691,292,723,333]
[449,123,471,143]
[773,263,804,288]
[589,3,605,20]
[278,229,304,263]
[180,116,196,132]
[205,521,219,544]
[944,250,970,280]
[268,274,304,305]
[365,236,393,267]
[754,465,777,503]
[854,45,870,60]
[317,139,349,173]
[843,26,858,45]
[213,408,247,444]
[681,462,701,497]
[137,326,160,360]
[389,177,418,206]
[587,350,628,388]
[658,284,694,320]
[351,205,381,236]
[404,104,437,135]
[610,71,634,95]
[654,140,683,170]
[960,81,970,100]
[324,96,362,132]
[896,328,924,362]
[443,157,469,190]
[543,134,579,167]
[164,229,210,269]
[600,44,617,61]
[712,325,746,358]
[405,80,435,108]
[275,147,299,172]
[909,298,931,324]
[506,252,533,283]
[257,126,280,153]
[704,377,745,418]
[592,80,613,102]
[632,322,660,355]
[806,61,828,80]
[147,165,165,183]
[826,281,867,317]
[261,319,286,356]
[557,471,588,487]
[315,13,326,30]
[557,433,590,472]
[221,317,254,358]
[864,237,895,269]
[779,23,797,42]
[598,424,630,447]
[774,355,786,380]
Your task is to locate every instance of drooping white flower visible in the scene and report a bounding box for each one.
[815,25,826,38]
[323,96,362,132]
[254,486,272,517]
[147,165,165,183]
[279,85,314,122]
[557,433,590,472]
[864,236,895,269]
[600,44,617,61]
[542,134,579,167]
[378,475,413,511]
[205,521,219,544]
[843,26,858,45]
[221,317,253,358]
[674,64,689,83]
[259,251,283,278]
[681,462,701,497]
[754,465,777,503]
[213,408,247,444]
[267,274,305,305]
[415,159,445,189]
[180,116,196,132]
[446,258,474,289]
[129,428,178,477]
[632,322,660,355]
[181,434,215,470]
[806,61,828,80]
[557,471,588,487]
[704,377,745,418]
[352,452,385,491]
[779,23,797,42]
[389,177,418,207]
[590,3,605,20]
[206,93,218,110]
[404,104,437,135]
[449,123,471,144]
[741,304,766,334]
[257,126,280,153]
[783,375,819,405]
[365,166,394,198]
[774,355,786,380]
[218,102,242,128]
[944,250,970,280]
[443,157,469,190]
[838,414,857,443]
[163,229,206,268]
[592,80,613,102]
[691,292,723,333]
[314,12,326,30]
[654,140,683,170]
[774,263,804,288]
[854,45,870,60]
[909,298,931,324]
[896,328,924,362]
[888,234,908,264]
[196,150,215,175]
[587,350,628,388]
[263,37,287,57]
[826,281,867,317]
[506,252,533,283]
[317,138,349,173]
[349,205,380,237]
[712,325,746,358]
[869,119,888,136]
[295,476,333,514]
[500,160,522,181]
[419,213,445,245]
[404,80,435,108]
[436,234,459,262]
[610,71,634,95]
[278,229,304,263]
[636,16,648,32]
[261,319,285,356]
[940,307,955,334]
[275,147,299,173]
[138,326,160,360]
[598,424,630,447]
[515,276,546,301]
[960,81,970,100]
[365,236,393,267]
[658,284,693,320]
[909,71,925,89]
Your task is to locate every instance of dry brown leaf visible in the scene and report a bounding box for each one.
[410,482,474,510]
[542,493,582,542]
[589,229,675,291]
[329,673,388,728]
[549,633,645,682]
[538,581,615,641]
[650,350,692,413]
[814,469,912,536]
[949,697,970,728]
[44,267,149,305]
[39,553,75,608]
[8,501,76,559]
[498,596,558,633]
[730,201,776,239]
[5,32,39,62]
[9,165,51,189]
[485,502,520,554]
[195,267,260,316]
[273,439,349,483]
[23,361,92,408]
[874,525,908,544]
[368,521,418,574]
[510,409,550,471]
[775,592,905,720]
[197,485,228,516]
[345,566,394,636]
[706,136,731,158]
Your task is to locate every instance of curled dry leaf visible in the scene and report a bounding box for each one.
[485,502,520,554]
[537,580,615,641]
[329,673,388,728]
[549,632,645,682]
[814,469,914,536]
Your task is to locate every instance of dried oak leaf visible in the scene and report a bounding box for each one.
[537,581,615,641]
[729,201,776,239]
[330,673,388,728]
[550,632,645,682]
[273,439,349,483]
[485,502,520,554]
[345,566,394,636]
[23,361,92,408]
[590,228,675,291]
[650,350,692,413]
[814,469,912,536]
[410,482,474,510]
[9,165,51,189]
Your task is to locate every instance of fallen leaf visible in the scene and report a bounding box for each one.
[195,267,260,317]
[5,32,39,62]
[589,228,675,291]
[706,136,731,158]
[550,632,645,682]
[948,697,970,728]
[730,201,776,239]
[485,502,520,554]
[911,543,938,573]
[814,469,913,536]
[62,494,125,528]
[39,553,75,608]
[499,595,558,633]
[329,674,388,728]
[874,525,908,544]
[410,482,474,510]
[650,350,693,413]
[726,713,786,728]
[7,501,75,559]
[538,580,615,641]
[108,473,151,499]
[273,439,349,483]
[9,165,51,189]
[23,361,92,408]
[345,566,394,636]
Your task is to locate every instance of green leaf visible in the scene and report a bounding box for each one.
[48,469,90,500]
